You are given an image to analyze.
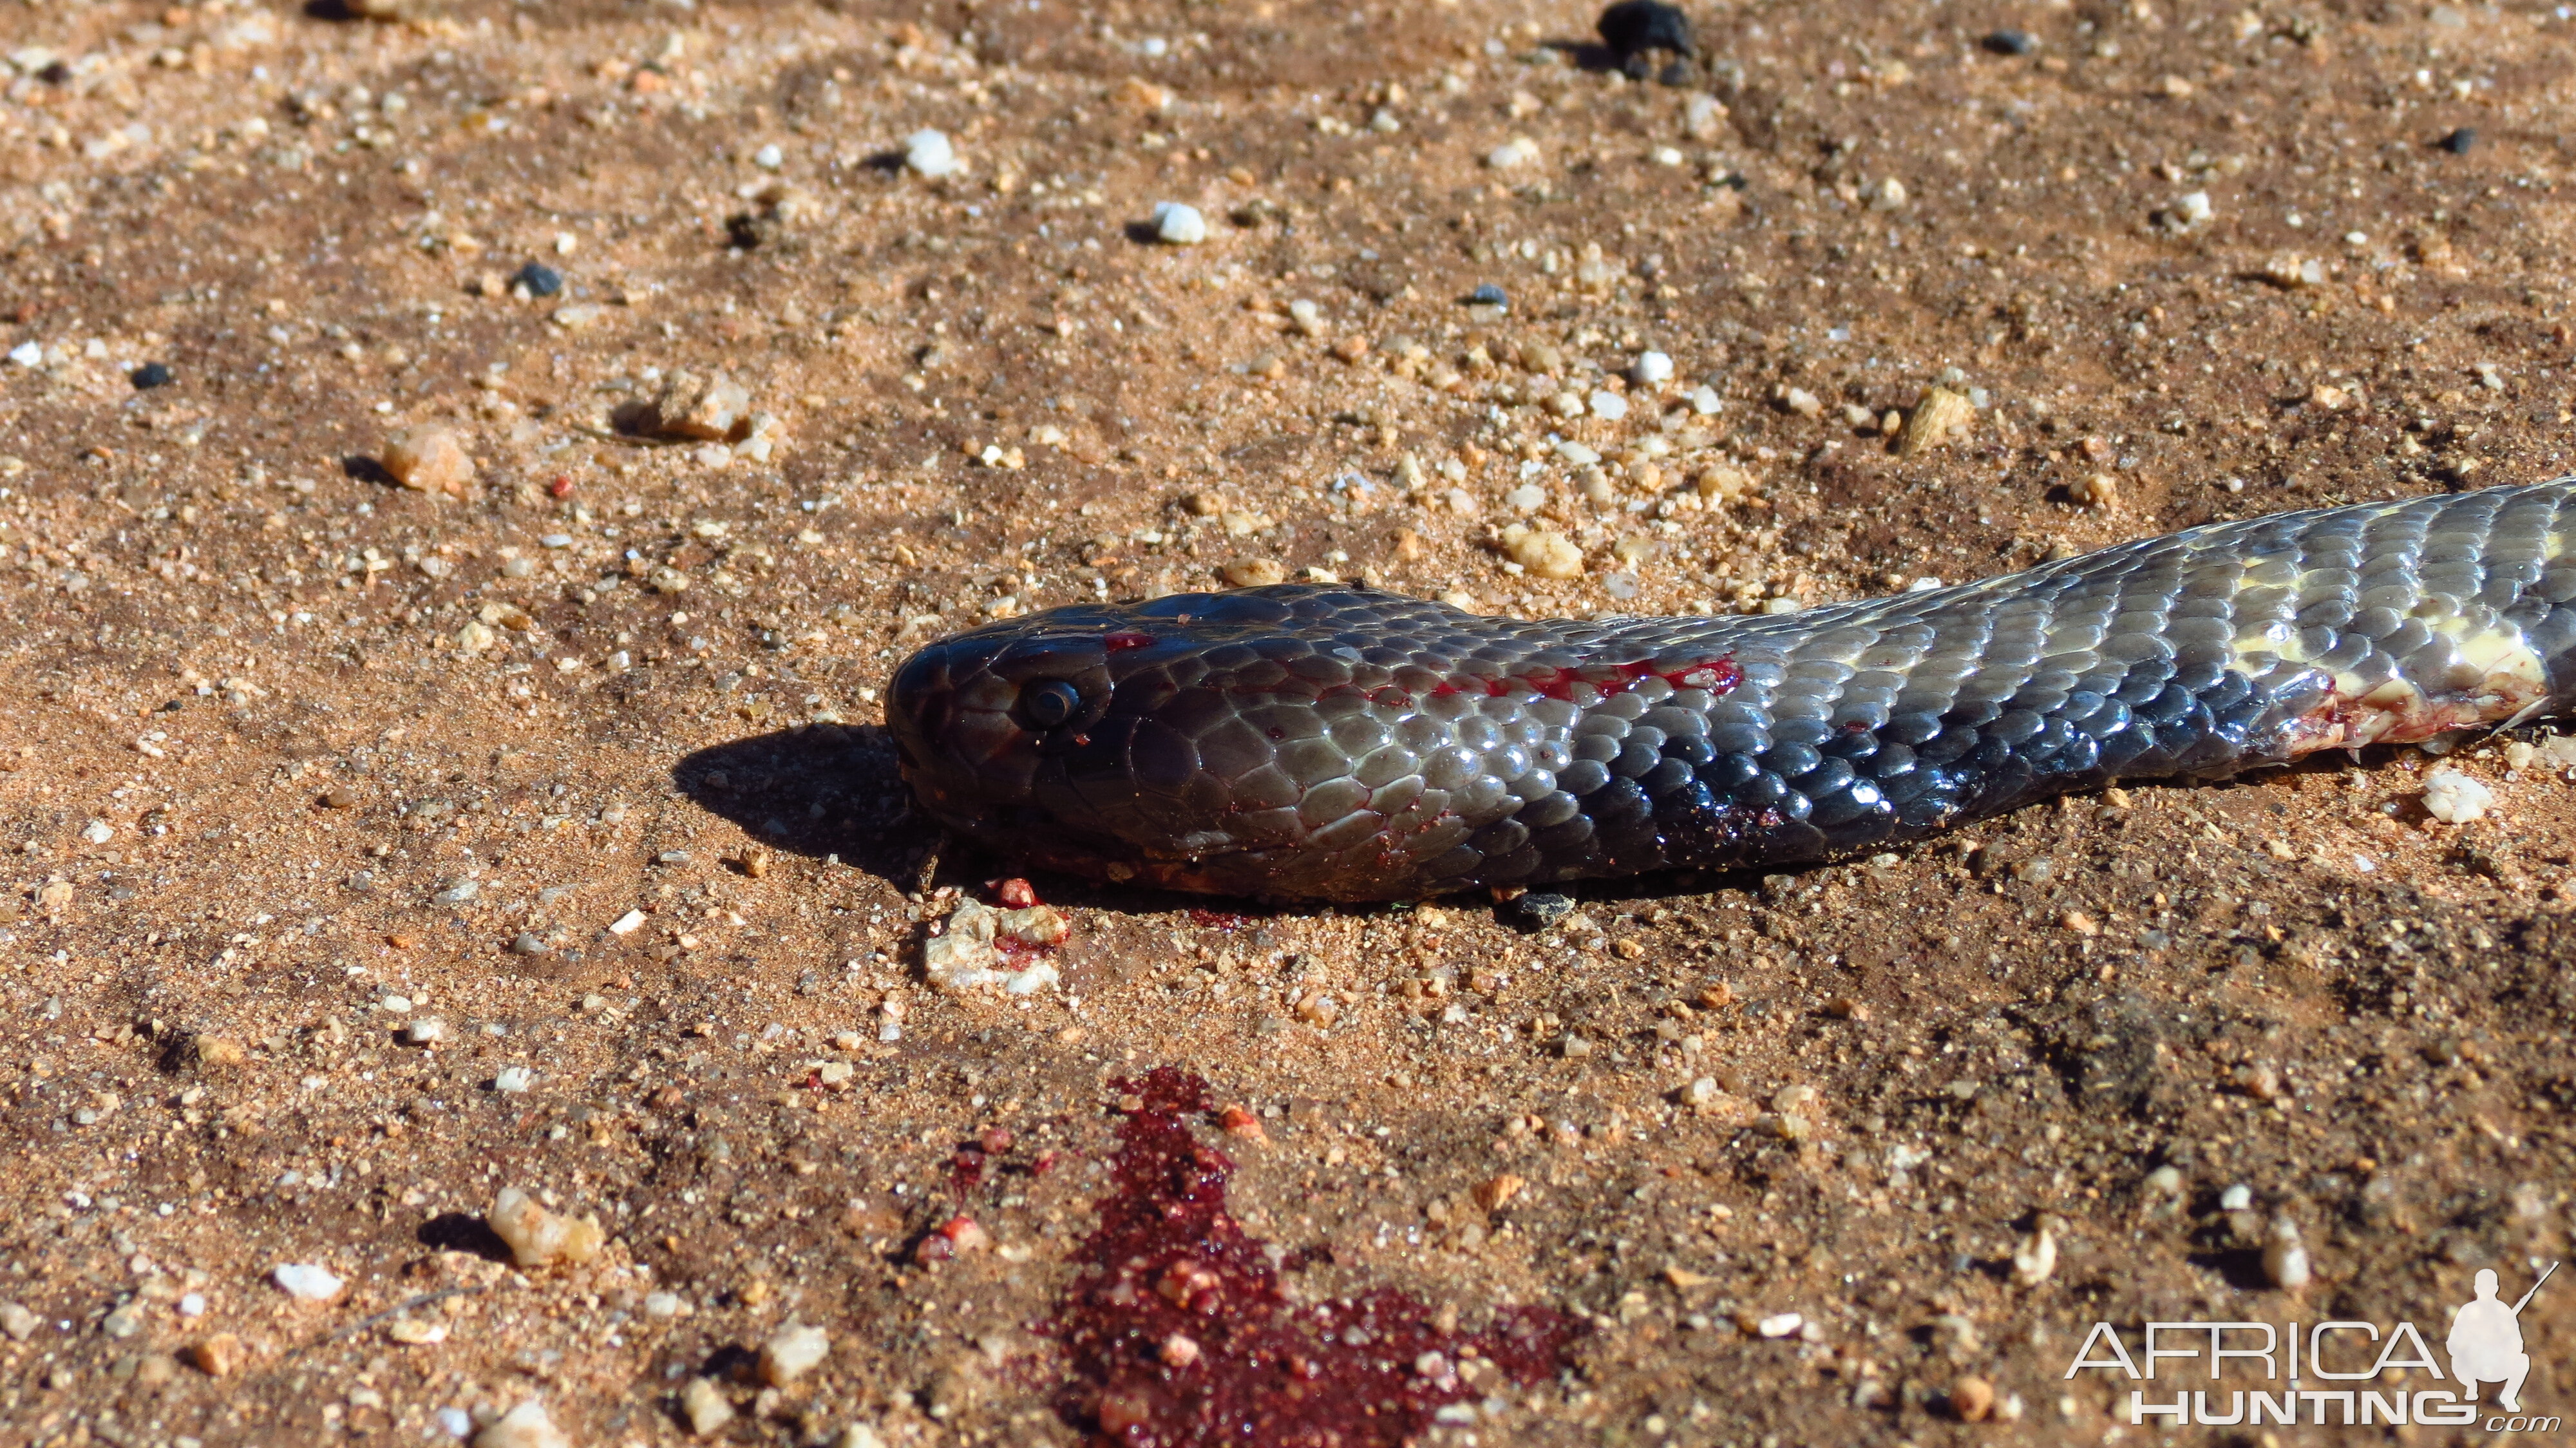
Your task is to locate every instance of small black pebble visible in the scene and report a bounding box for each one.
[1657,59,1694,86]
[1984,29,2037,55]
[1598,0,1692,59]
[1514,891,1577,929]
[1468,283,1509,308]
[512,261,565,297]
[129,361,173,390]
[2441,126,2477,155]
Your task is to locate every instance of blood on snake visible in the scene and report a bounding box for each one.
[888,479,2576,902]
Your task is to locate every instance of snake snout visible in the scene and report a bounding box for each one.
[888,625,1117,832]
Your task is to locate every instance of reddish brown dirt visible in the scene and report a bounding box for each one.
[6,0,2576,1443]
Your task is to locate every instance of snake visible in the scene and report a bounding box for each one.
[887,479,2576,902]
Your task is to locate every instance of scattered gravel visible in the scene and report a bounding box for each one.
[10,7,2576,1446]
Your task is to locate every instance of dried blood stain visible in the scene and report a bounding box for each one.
[1052,1067,1575,1447]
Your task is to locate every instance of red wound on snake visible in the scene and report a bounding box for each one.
[1052,1067,1577,1447]
[1433,657,1739,702]
[1103,631,1157,652]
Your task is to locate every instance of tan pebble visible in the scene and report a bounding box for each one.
[1693,464,1755,502]
[1900,386,1976,456]
[2262,1216,2311,1288]
[681,1378,735,1436]
[1184,489,1227,516]
[1472,1173,1526,1212]
[1221,558,1286,587]
[1115,75,1171,111]
[1824,996,1870,1022]
[643,368,752,441]
[2060,911,2099,937]
[474,1400,572,1448]
[2011,1223,2058,1286]
[133,1353,177,1389]
[1502,528,1584,580]
[381,426,476,499]
[486,1187,605,1270]
[760,1322,831,1386]
[189,1034,247,1070]
[2068,473,2120,510]
[1609,937,1646,960]
[734,411,786,462]
[386,1319,449,1346]
[184,1334,242,1377]
[1951,1375,1996,1422]
[2264,252,2324,289]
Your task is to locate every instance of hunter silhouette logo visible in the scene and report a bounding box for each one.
[2063,1261,2562,1432]
[2450,1262,2555,1414]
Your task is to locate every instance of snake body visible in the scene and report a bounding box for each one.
[888,481,2576,901]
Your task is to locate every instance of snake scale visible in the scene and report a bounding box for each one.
[888,480,2576,901]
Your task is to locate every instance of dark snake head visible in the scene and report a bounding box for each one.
[887,596,1262,890]
[886,587,1455,895]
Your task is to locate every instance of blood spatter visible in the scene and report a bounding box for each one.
[1050,1067,1576,1447]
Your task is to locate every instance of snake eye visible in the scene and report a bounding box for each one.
[1018,678,1084,730]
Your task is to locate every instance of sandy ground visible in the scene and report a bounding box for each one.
[7,0,2576,1442]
